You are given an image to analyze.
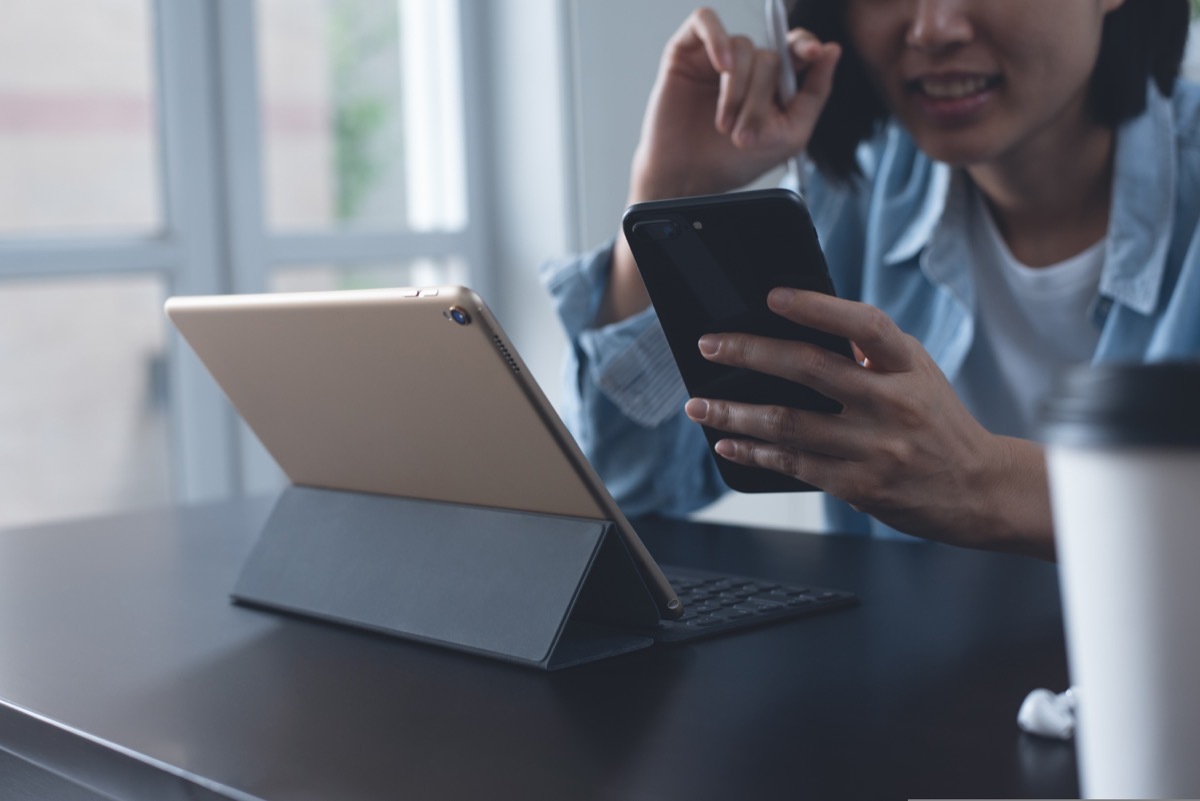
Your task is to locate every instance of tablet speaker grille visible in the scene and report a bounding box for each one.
[493,336,520,374]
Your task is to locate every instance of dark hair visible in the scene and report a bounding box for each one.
[789,0,1192,183]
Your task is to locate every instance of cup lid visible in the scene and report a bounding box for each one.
[1040,362,1200,448]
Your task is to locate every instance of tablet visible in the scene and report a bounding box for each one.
[165,286,681,617]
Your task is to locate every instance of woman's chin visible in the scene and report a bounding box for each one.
[908,132,1007,170]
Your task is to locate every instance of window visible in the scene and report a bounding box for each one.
[0,0,161,235]
[0,0,169,528]
[258,0,467,232]
[0,0,486,528]
[0,275,171,527]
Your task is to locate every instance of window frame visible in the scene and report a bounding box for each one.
[0,0,491,510]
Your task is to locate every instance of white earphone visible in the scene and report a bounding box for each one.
[1017,686,1078,740]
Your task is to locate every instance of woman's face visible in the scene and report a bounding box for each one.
[845,0,1124,167]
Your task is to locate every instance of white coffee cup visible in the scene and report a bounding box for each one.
[1042,363,1200,799]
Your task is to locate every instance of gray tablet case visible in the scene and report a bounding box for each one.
[234,486,660,670]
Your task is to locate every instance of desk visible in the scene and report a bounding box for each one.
[0,497,1077,800]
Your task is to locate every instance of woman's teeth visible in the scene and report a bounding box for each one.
[920,76,993,98]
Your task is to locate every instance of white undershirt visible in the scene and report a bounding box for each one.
[953,187,1105,439]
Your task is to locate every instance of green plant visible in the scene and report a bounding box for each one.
[330,0,394,222]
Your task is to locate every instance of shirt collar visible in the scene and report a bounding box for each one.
[1101,83,1175,316]
[882,160,952,267]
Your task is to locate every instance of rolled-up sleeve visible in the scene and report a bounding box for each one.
[541,242,687,426]
[540,241,725,517]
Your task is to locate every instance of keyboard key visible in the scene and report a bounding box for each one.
[734,601,784,614]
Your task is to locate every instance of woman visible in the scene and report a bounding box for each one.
[541,0,1199,559]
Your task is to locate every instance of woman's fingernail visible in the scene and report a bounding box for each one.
[714,440,736,459]
[768,287,797,310]
[698,335,719,356]
[685,398,709,421]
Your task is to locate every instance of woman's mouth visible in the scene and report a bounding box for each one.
[905,74,1002,121]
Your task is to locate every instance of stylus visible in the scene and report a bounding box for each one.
[766,0,806,196]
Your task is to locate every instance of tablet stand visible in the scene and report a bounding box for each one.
[233,486,660,670]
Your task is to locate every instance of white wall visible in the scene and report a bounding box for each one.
[481,0,576,405]
[563,0,767,247]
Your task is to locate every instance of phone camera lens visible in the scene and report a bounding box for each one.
[634,219,681,241]
[447,306,471,326]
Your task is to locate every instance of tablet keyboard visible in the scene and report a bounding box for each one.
[648,566,858,643]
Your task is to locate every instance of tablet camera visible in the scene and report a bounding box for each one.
[445,306,471,326]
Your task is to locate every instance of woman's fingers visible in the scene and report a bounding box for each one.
[683,393,850,493]
[787,28,837,78]
[684,397,867,460]
[728,44,839,152]
[767,289,918,373]
[717,36,758,135]
[632,12,838,199]
[670,7,733,72]
[729,48,787,148]
[673,14,837,154]
[668,8,753,134]
[695,293,923,409]
[785,42,841,129]
[696,331,866,405]
[711,438,842,490]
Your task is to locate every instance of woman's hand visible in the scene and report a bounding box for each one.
[683,288,1056,559]
[630,8,841,202]
[600,10,840,325]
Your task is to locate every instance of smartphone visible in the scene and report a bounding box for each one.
[622,188,854,493]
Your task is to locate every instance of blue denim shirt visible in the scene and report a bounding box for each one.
[541,81,1200,539]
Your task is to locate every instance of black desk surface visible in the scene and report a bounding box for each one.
[0,497,1077,801]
